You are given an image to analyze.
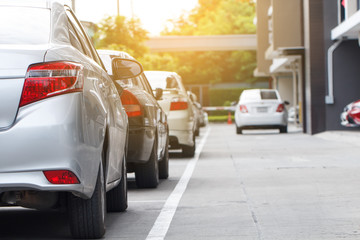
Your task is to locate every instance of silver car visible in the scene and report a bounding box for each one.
[0,1,140,238]
[234,89,288,134]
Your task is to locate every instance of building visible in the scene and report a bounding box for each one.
[255,0,360,134]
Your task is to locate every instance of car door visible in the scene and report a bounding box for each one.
[65,8,127,183]
[140,74,167,158]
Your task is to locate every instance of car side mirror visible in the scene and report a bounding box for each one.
[155,88,163,100]
[112,57,143,80]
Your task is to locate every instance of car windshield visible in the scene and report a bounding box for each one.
[116,77,144,89]
[0,7,50,45]
[260,91,278,100]
[145,72,180,90]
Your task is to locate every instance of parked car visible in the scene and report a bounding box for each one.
[341,99,360,127]
[0,1,139,238]
[144,71,196,157]
[234,89,289,134]
[188,91,206,129]
[98,50,169,188]
[187,91,200,136]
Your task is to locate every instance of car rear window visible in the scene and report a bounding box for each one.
[0,7,50,44]
[260,91,278,100]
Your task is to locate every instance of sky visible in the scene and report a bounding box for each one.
[74,0,199,36]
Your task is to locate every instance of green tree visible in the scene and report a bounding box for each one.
[163,0,256,36]
[95,16,149,58]
[143,0,257,85]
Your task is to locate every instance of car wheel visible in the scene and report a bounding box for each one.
[68,164,106,239]
[280,126,288,133]
[182,134,196,157]
[159,137,169,179]
[135,140,159,188]
[106,156,127,212]
[195,126,200,137]
[236,126,242,134]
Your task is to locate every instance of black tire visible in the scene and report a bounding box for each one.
[159,137,169,179]
[68,165,106,239]
[280,125,288,133]
[195,122,200,136]
[106,156,127,212]
[135,140,159,188]
[182,134,196,158]
[236,126,242,134]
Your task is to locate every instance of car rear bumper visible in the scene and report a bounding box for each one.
[167,109,194,147]
[236,113,287,128]
[169,129,194,148]
[0,94,104,199]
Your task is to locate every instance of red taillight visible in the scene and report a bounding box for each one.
[43,170,80,184]
[239,105,248,113]
[276,104,285,112]
[170,98,188,111]
[19,62,84,107]
[121,89,142,117]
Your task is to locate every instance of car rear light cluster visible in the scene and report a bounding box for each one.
[19,61,84,107]
[121,89,142,117]
[43,170,80,184]
[276,104,285,112]
[170,98,188,111]
[239,105,248,113]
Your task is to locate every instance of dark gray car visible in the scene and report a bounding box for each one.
[99,50,170,188]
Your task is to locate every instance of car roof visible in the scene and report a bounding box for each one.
[0,0,67,9]
[240,89,280,101]
[144,71,179,78]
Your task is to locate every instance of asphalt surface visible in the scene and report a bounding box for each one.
[1,123,360,240]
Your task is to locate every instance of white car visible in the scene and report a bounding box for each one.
[144,71,196,157]
[234,89,288,134]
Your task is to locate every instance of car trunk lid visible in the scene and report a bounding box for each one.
[0,47,47,129]
[245,100,280,114]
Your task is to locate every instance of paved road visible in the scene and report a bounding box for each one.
[1,123,360,239]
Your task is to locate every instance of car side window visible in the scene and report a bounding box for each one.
[67,22,85,54]
[66,11,93,58]
[65,8,104,68]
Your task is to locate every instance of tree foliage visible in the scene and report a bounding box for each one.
[95,16,149,58]
[95,1,258,86]
[142,0,257,85]
[163,0,256,36]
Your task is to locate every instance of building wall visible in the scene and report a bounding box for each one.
[256,0,272,75]
[272,0,303,49]
[303,0,326,134]
[323,2,360,131]
[328,40,360,130]
[277,76,294,107]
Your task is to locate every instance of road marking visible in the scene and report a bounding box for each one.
[146,127,211,240]
[129,200,166,203]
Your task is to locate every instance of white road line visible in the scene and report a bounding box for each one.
[129,200,166,203]
[146,127,211,240]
